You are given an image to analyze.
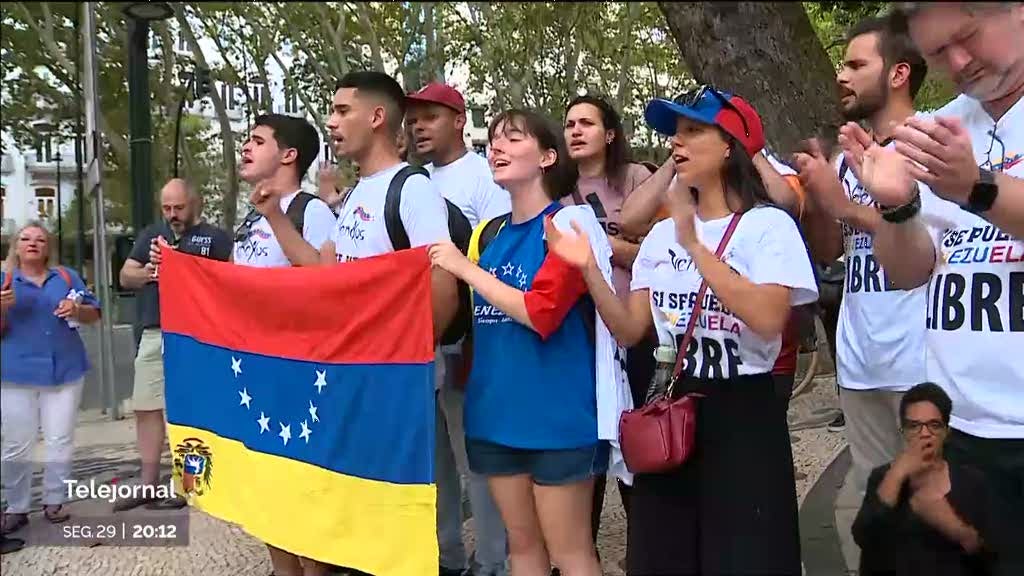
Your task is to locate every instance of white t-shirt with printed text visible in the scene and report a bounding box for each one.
[426,151,511,227]
[630,206,818,379]
[331,162,451,261]
[833,145,931,392]
[918,94,1024,439]
[232,190,337,268]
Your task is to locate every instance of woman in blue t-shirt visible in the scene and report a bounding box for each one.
[1,221,101,534]
[429,110,606,576]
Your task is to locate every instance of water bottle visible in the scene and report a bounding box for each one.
[65,289,84,329]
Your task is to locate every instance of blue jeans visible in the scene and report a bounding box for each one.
[437,354,509,576]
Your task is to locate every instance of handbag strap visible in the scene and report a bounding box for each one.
[666,212,743,396]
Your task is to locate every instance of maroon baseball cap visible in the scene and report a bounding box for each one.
[406,83,466,113]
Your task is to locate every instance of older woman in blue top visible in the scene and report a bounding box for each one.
[1,221,100,534]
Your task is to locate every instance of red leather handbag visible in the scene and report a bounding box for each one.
[618,213,742,474]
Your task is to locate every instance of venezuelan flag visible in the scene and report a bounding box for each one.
[159,247,437,576]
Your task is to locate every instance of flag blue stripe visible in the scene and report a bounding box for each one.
[163,333,435,485]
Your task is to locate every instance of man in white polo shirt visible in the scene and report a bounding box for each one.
[407,82,511,576]
[840,3,1024,573]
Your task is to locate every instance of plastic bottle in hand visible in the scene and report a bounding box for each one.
[64,289,84,329]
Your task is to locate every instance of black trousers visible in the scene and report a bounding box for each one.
[946,429,1024,576]
[626,373,801,575]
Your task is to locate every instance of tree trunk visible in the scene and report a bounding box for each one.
[657,1,841,155]
[176,4,239,231]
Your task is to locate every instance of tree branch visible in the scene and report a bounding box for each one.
[355,3,386,72]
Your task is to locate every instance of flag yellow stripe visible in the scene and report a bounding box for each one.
[169,424,437,576]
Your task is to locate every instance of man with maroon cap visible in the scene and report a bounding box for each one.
[407,82,510,576]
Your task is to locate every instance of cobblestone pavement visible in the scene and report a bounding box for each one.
[3,376,846,576]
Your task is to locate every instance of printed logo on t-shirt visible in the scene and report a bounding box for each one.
[928,224,1024,333]
[651,288,745,379]
[235,227,273,262]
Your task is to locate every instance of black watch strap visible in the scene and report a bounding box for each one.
[879,185,922,224]
[966,169,998,214]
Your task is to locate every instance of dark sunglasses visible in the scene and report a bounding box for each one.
[233,209,263,243]
[672,84,750,138]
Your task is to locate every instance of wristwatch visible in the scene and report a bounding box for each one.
[879,184,922,224]
[964,168,999,214]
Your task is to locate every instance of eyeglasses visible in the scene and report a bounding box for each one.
[901,419,947,435]
[672,84,750,138]
[233,209,263,243]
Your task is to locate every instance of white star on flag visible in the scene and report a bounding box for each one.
[488,267,497,276]
[279,422,292,446]
[314,369,327,394]
[231,357,242,377]
[299,420,312,443]
[519,277,527,289]
[239,388,252,409]
[309,400,319,423]
[501,262,514,277]
[517,265,524,278]
[257,412,270,434]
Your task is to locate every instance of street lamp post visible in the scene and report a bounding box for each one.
[122,2,173,236]
[55,151,63,264]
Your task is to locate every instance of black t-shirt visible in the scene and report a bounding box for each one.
[129,221,232,328]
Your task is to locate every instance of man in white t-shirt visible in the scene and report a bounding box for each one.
[793,16,932,568]
[234,114,337,268]
[320,71,458,341]
[841,4,1024,572]
[152,114,339,575]
[406,83,510,576]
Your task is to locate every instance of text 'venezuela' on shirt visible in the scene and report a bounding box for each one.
[630,205,819,381]
[130,221,233,328]
[330,162,451,263]
[833,142,930,392]
[918,94,1024,439]
[465,202,599,451]
[233,190,337,268]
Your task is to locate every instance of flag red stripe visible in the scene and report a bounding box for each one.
[159,247,435,364]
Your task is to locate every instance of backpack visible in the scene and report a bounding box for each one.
[285,192,321,234]
[382,165,475,346]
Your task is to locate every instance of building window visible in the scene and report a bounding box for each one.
[36,138,53,163]
[285,90,299,114]
[1,186,6,219]
[471,107,485,128]
[36,187,56,219]
[177,34,188,52]
[221,83,237,110]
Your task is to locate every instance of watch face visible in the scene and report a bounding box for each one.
[968,173,998,213]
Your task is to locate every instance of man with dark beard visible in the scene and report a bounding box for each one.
[792,16,932,571]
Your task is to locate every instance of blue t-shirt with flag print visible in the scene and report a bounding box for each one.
[465,202,598,451]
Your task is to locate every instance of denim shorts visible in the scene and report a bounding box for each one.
[466,438,609,486]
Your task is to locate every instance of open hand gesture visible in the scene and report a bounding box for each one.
[839,122,917,207]
[544,217,594,270]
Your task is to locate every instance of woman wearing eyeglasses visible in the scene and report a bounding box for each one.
[546,87,818,575]
[853,382,995,576]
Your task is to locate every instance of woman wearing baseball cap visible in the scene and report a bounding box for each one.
[546,86,818,574]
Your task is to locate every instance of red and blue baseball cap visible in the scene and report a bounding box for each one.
[645,86,765,157]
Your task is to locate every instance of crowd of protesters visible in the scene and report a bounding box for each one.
[2,3,1021,575]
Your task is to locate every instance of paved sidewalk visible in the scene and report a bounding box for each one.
[4,377,850,576]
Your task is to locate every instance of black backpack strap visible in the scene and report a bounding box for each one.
[476,212,510,256]
[285,192,319,234]
[384,165,431,251]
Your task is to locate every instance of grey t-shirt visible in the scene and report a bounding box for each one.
[129,221,232,328]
